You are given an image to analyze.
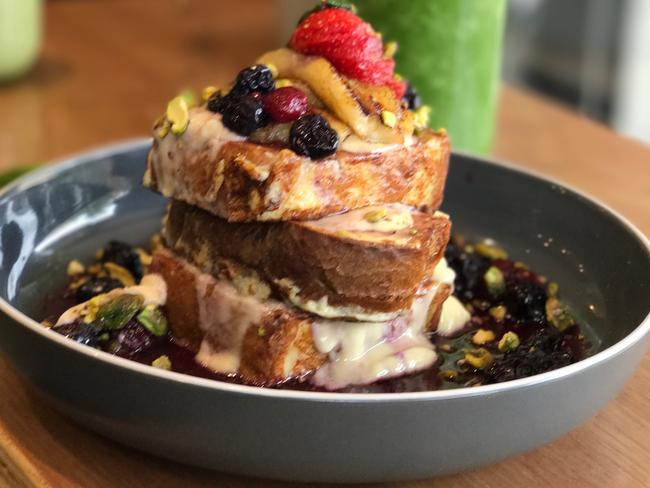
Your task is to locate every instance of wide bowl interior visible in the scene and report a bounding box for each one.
[0,140,648,483]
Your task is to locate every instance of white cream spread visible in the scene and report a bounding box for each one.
[56,274,167,326]
[436,296,471,337]
[146,108,245,201]
[339,134,415,153]
[194,271,268,373]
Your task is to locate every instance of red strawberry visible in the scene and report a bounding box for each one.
[290,8,402,94]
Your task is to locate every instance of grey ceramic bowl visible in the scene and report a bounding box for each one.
[0,140,649,483]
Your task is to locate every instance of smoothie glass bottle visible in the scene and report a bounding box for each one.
[0,0,42,81]
[355,0,506,154]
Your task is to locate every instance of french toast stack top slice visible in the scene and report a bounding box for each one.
[143,6,464,389]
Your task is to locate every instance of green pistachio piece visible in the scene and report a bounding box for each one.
[547,281,559,297]
[381,110,397,128]
[152,355,172,371]
[136,304,168,337]
[489,305,507,322]
[546,297,576,331]
[363,208,388,223]
[413,106,431,131]
[166,96,190,136]
[94,294,143,330]
[498,331,520,352]
[475,242,509,260]
[178,88,199,108]
[463,348,494,369]
[484,266,505,297]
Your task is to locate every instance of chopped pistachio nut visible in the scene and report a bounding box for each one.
[498,331,520,352]
[484,266,505,297]
[265,63,278,78]
[150,233,163,253]
[514,261,528,270]
[94,294,144,330]
[381,110,397,128]
[275,78,293,88]
[409,229,418,236]
[383,41,398,58]
[463,348,494,369]
[413,105,431,131]
[136,248,153,267]
[363,208,387,223]
[67,259,85,276]
[472,328,496,345]
[152,355,172,371]
[178,88,199,108]
[547,281,559,297]
[166,96,190,136]
[257,326,266,337]
[439,369,457,380]
[546,297,576,331]
[157,121,171,139]
[436,127,448,136]
[103,262,136,287]
[201,85,218,102]
[475,242,508,260]
[336,230,353,239]
[137,304,168,337]
[489,305,507,322]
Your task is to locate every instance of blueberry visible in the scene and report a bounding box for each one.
[75,276,123,302]
[402,83,421,110]
[231,65,275,96]
[206,91,238,114]
[105,320,155,358]
[289,114,339,159]
[101,241,143,281]
[52,321,99,347]
[221,94,268,135]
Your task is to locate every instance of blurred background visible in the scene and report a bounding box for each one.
[0,0,649,170]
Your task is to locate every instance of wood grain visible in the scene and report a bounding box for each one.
[1,0,649,487]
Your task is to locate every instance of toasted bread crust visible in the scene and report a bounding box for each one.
[145,117,449,222]
[150,248,451,386]
[163,200,451,317]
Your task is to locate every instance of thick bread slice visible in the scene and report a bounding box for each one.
[163,200,451,320]
[144,108,449,222]
[150,248,452,387]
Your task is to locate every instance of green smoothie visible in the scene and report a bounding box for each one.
[0,0,42,81]
[355,0,506,154]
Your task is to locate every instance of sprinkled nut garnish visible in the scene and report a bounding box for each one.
[381,110,397,128]
[489,305,507,322]
[438,343,454,353]
[137,304,168,337]
[201,85,218,102]
[475,242,508,260]
[546,297,576,331]
[94,294,144,331]
[152,355,172,371]
[178,88,199,108]
[472,329,496,345]
[274,78,293,88]
[547,281,559,297]
[336,230,353,238]
[363,208,387,223]
[67,259,85,276]
[166,96,190,136]
[498,331,520,352]
[265,63,278,78]
[484,266,505,297]
[136,248,153,267]
[157,122,171,139]
[436,127,447,136]
[409,229,418,236]
[257,326,267,337]
[103,262,136,287]
[413,105,431,131]
[439,369,457,380]
[514,261,528,269]
[383,41,398,58]
[463,348,494,369]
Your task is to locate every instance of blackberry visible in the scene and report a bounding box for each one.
[75,276,123,302]
[289,114,339,159]
[504,279,547,326]
[206,91,233,114]
[101,241,143,281]
[445,243,490,301]
[222,94,269,135]
[231,65,275,96]
[52,321,100,347]
[402,83,421,110]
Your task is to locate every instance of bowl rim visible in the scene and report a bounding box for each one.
[0,138,648,403]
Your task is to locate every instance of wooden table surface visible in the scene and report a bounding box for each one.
[1,1,649,487]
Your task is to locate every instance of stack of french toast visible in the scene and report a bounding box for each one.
[145,2,468,389]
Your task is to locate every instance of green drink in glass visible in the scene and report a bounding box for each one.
[355,0,506,154]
